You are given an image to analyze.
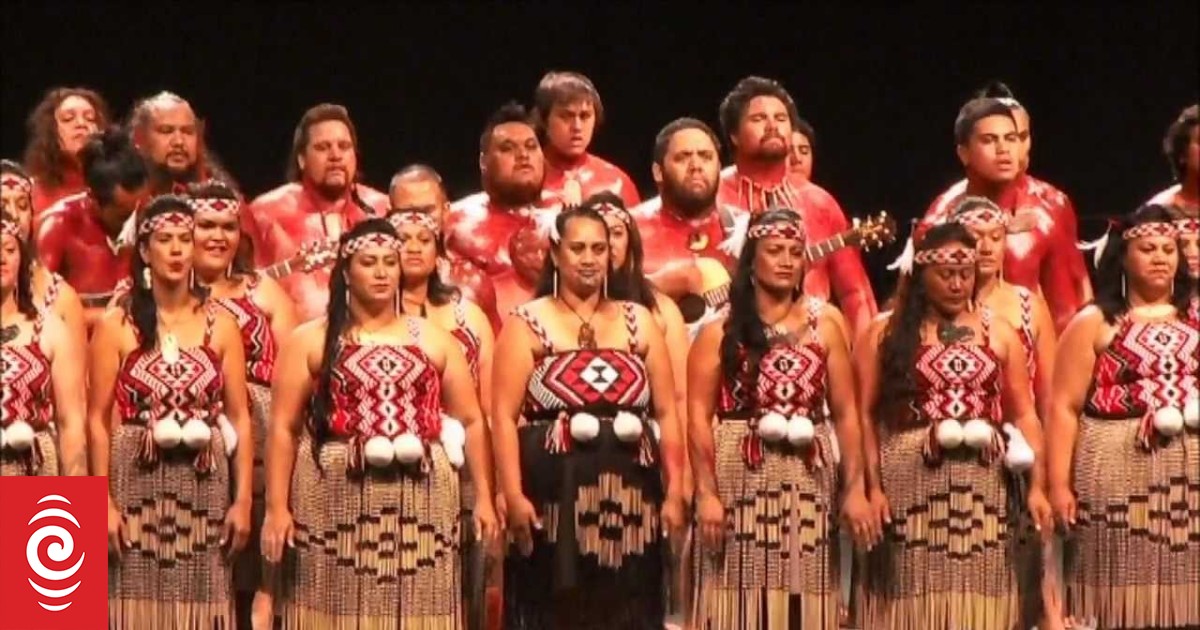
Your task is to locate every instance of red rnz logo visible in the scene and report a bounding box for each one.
[0,476,108,629]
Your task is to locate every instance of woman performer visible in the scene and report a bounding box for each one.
[1,160,85,340]
[950,195,1061,628]
[855,221,1052,630]
[186,180,297,628]
[492,206,687,629]
[261,218,498,628]
[584,191,694,622]
[387,206,497,629]
[687,209,870,629]
[1048,204,1199,630]
[1174,212,1199,304]
[88,194,254,628]
[0,216,87,476]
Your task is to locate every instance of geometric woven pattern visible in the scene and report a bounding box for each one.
[212,274,277,386]
[542,472,659,570]
[913,311,1002,422]
[123,494,226,567]
[1,326,52,430]
[1086,318,1199,417]
[721,298,829,417]
[448,297,481,383]
[329,341,442,439]
[116,310,224,425]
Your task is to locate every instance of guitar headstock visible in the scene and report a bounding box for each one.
[851,211,898,251]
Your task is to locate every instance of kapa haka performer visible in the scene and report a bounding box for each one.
[533,71,640,209]
[446,102,561,330]
[909,84,1092,332]
[36,127,151,330]
[21,86,110,223]
[1147,104,1199,215]
[245,103,389,323]
[716,76,878,337]
[129,91,237,197]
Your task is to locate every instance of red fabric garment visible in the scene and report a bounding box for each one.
[717,166,878,336]
[444,192,559,330]
[922,174,1091,332]
[542,152,640,209]
[30,167,86,230]
[327,343,443,440]
[244,181,388,322]
[35,191,131,299]
[632,196,739,277]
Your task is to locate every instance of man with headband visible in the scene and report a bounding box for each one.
[446,102,560,330]
[245,103,389,322]
[533,71,640,209]
[715,76,878,338]
[37,127,150,330]
[914,84,1091,332]
[1148,104,1199,216]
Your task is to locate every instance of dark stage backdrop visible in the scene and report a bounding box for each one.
[3,3,1197,297]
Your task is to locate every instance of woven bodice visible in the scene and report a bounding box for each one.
[1084,316,1199,418]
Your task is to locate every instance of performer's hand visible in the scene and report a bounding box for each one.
[661,494,687,541]
[493,492,508,531]
[505,494,542,558]
[867,487,892,533]
[474,496,500,547]
[223,500,252,556]
[261,508,295,564]
[1026,487,1054,536]
[841,488,879,549]
[695,491,725,552]
[1049,484,1077,530]
[108,500,128,558]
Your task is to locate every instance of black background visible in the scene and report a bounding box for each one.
[4,3,1197,294]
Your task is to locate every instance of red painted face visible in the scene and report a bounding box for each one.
[733,96,792,162]
[300,120,357,198]
[141,103,199,176]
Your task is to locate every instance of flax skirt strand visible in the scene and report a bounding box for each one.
[857,426,1019,630]
[1065,416,1200,629]
[235,382,272,594]
[504,421,666,630]
[693,420,841,630]
[108,424,234,630]
[279,434,463,630]
[0,431,59,476]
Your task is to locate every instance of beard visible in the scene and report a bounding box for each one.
[308,174,351,202]
[487,173,544,208]
[149,160,199,193]
[750,133,789,163]
[661,175,717,218]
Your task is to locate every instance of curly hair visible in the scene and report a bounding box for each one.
[22,87,111,188]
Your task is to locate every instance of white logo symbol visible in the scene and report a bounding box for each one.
[26,494,85,612]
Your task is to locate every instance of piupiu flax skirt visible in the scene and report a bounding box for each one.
[279,434,462,630]
[234,382,271,594]
[504,420,666,630]
[693,419,840,630]
[0,430,59,476]
[108,424,234,629]
[857,426,1018,630]
[1065,416,1200,629]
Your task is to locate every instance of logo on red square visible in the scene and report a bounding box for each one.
[0,476,108,629]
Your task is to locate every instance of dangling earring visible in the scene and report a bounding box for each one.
[1121,275,1127,301]
[968,297,976,313]
[188,268,195,289]
[602,274,608,300]
[394,290,401,315]
[142,268,152,289]
[553,269,559,299]
[225,263,233,279]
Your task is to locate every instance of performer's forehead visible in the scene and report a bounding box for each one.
[490,122,536,143]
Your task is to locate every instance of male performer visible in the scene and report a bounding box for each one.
[919,84,1091,331]
[533,71,640,209]
[129,91,236,196]
[1148,104,1198,214]
[789,118,816,181]
[22,86,110,220]
[36,127,149,328]
[716,76,878,336]
[389,163,500,327]
[245,103,389,322]
[446,102,559,329]
[634,118,739,319]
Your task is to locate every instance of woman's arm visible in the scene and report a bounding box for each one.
[820,305,863,491]
[433,324,495,523]
[255,275,299,346]
[1046,307,1103,528]
[44,314,87,475]
[654,292,692,500]
[638,305,685,500]
[488,314,540,552]
[86,310,126,485]
[215,314,254,508]
[851,318,888,495]
[1031,293,1058,421]
[686,320,724,546]
[51,279,86,351]
[994,319,1053,532]
[465,302,496,424]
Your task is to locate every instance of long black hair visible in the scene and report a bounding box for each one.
[384,208,460,308]
[876,222,977,424]
[1,210,36,318]
[1,160,38,260]
[719,209,804,387]
[125,194,207,352]
[533,205,612,299]
[310,218,401,455]
[1093,204,1193,324]
[582,191,657,310]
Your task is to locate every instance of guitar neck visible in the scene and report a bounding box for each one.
[805,229,859,263]
[260,259,292,280]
